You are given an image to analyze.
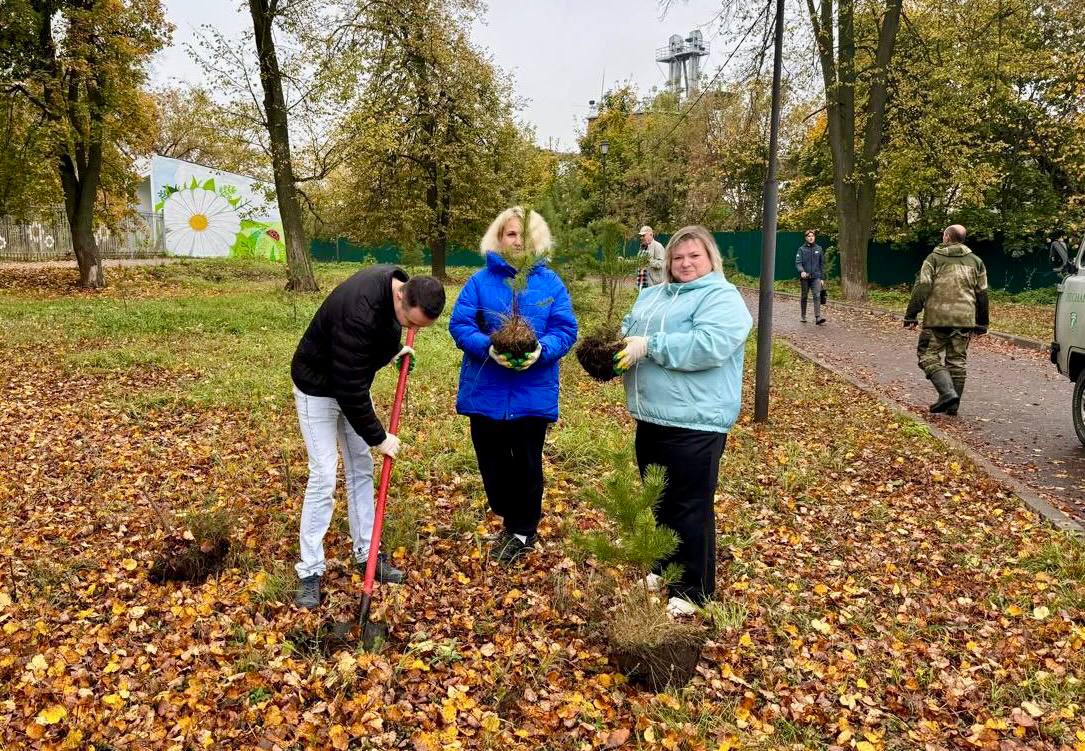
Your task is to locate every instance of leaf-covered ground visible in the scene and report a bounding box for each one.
[1,261,1083,751]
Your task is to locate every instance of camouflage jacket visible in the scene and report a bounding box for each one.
[904,243,990,329]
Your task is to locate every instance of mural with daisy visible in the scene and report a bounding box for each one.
[149,156,284,261]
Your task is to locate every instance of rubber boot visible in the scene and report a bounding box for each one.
[946,378,964,416]
[929,370,960,414]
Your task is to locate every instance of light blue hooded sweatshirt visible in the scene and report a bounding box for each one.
[620,273,753,434]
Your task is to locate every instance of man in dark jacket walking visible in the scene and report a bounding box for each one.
[795,230,826,324]
[291,265,445,608]
[903,225,989,415]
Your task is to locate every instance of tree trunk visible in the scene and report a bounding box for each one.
[249,0,318,293]
[836,207,870,301]
[806,0,904,302]
[430,168,452,280]
[36,6,106,289]
[71,207,103,288]
[59,163,105,289]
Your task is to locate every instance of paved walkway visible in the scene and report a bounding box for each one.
[0,257,178,270]
[743,290,1085,521]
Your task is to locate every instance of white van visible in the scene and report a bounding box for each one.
[1052,236,1085,445]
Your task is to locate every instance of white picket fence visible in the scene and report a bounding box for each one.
[0,207,166,261]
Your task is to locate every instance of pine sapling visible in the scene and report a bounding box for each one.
[575,220,639,381]
[490,208,541,363]
[573,449,706,692]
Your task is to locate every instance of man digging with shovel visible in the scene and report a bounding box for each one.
[290,265,445,608]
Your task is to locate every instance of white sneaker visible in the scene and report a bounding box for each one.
[667,596,697,617]
[642,573,663,592]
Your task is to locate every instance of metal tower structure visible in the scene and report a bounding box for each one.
[655,30,709,98]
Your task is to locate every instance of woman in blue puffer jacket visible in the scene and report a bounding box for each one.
[615,225,753,614]
[449,207,578,563]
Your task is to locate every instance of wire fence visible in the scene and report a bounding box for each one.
[0,207,166,262]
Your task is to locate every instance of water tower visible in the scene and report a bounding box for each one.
[656,30,709,98]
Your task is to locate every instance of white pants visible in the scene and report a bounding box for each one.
[293,387,375,578]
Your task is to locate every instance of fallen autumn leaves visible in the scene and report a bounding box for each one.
[1,262,1083,750]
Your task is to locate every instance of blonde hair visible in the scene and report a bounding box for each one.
[663,225,725,282]
[479,206,553,255]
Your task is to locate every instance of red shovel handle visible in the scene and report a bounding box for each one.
[361,326,416,597]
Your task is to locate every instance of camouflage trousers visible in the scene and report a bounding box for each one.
[916,327,971,381]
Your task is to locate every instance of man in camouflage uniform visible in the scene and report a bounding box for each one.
[903,224,989,415]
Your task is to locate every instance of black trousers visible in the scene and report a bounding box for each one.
[800,276,822,319]
[469,416,549,536]
[635,420,727,604]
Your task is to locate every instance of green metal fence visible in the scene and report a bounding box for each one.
[311,232,1057,292]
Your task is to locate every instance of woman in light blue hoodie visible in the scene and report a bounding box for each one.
[615,225,753,614]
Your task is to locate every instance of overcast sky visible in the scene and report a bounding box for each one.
[151,0,734,151]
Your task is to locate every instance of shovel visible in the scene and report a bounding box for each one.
[356,325,417,648]
[318,327,416,653]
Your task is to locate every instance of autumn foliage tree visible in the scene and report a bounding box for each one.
[246,0,318,292]
[0,0,170,288]
[314,0,554,278]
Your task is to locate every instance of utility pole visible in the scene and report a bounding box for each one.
[600,140,610,217]
[754,0,785,422]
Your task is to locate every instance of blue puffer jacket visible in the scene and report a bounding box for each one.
[450,253,578,421]
[620,273,752,433]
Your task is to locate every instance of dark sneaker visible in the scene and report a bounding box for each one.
[815,317,826,325]
[376,553,405,584]
[800,317,808,323]
[294,575,321,608]
[488,529,515,561]
[355,553,405,584]
[493,534,537,564]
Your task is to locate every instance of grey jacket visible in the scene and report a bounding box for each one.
[795,243,824,279]
[640,240,666,286]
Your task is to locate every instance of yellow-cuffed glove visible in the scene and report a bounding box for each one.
[488,345,516,369]
[515,344,542,371]
[614,336,649,374]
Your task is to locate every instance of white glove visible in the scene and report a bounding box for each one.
[615,336,648,373]
[376,433,401,458]
[394,345,415,372]
[488,345,515,369]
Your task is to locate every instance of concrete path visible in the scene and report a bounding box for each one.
[743,290,1085,521]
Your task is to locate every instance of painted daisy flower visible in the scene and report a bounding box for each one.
[163,188,241,257]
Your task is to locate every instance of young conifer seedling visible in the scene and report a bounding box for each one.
[489,208,541,363]
[575,220,639,381]
[573,449,707,691]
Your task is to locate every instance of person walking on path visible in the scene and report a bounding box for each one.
[614,225,753,616]
[638,225,666,288]
[449,207,578,564]
[903,224,989,416]
[290,265,446,608]
[795,229,826,325]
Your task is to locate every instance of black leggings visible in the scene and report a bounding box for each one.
[469,416,549,536]
[635,420,727,604]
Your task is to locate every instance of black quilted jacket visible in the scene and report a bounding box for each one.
[291,265,406,445]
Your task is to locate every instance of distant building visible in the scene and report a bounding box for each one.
[135,155,284,260]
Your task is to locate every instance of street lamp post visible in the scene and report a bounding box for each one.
[754,0,785,422]
[600,140,609,217]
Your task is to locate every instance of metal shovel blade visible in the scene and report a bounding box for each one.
[314,619,357,655]
[361,620,389,651]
